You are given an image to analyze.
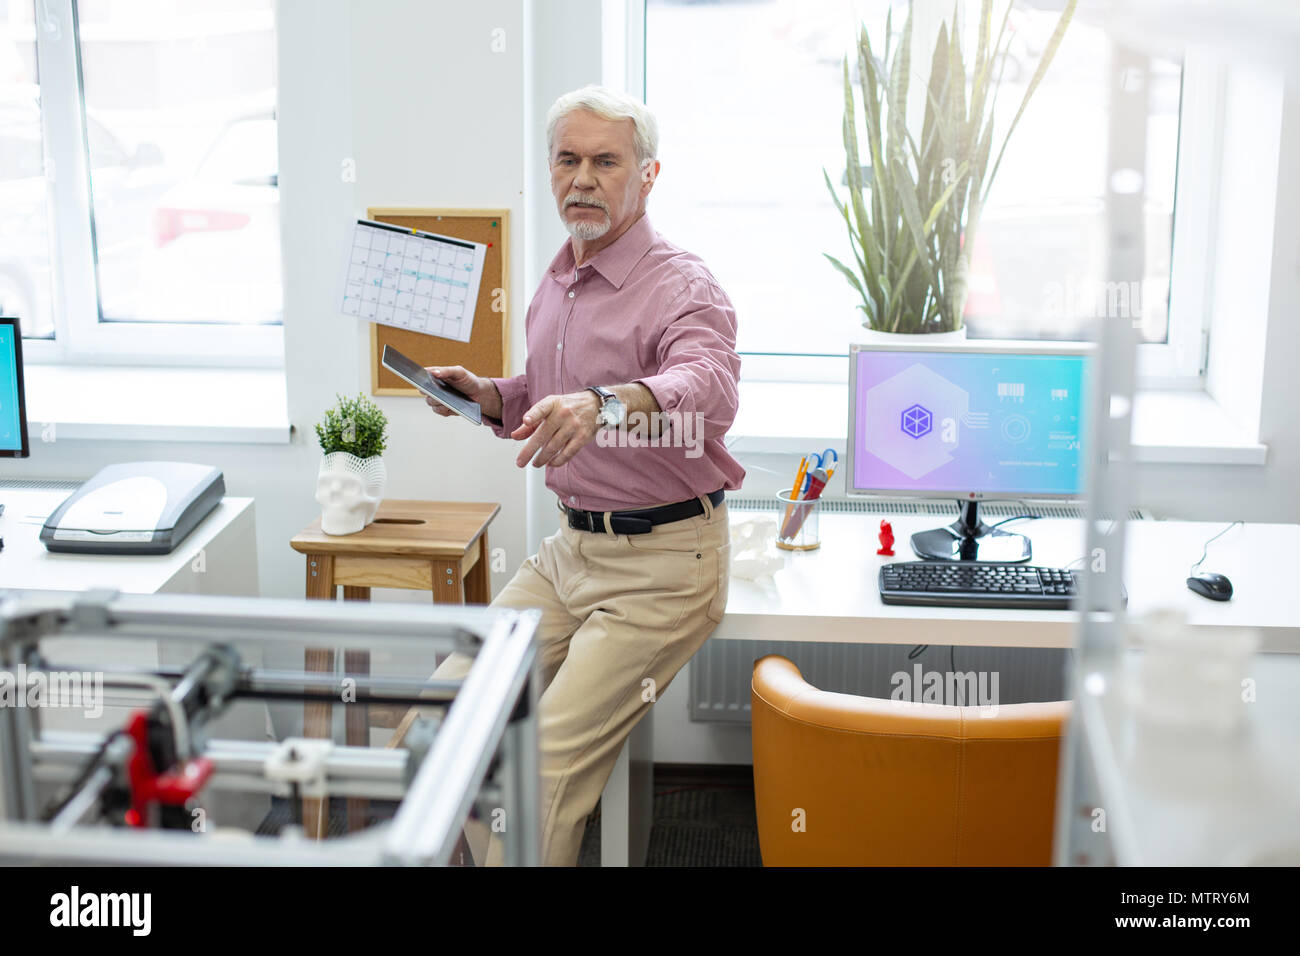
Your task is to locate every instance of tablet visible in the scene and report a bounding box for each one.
[381,344,483,425]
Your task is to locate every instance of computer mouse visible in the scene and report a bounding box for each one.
[1187,572,1233,601]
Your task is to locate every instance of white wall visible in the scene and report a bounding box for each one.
[337,0,531,595]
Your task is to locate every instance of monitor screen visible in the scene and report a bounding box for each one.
[0,318,29,457]
[848,344,1089,499]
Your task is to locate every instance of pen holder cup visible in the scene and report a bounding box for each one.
[775,488,820,551]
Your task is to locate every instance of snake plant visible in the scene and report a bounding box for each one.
[825,0,1077,333]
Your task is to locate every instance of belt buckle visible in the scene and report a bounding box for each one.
[568,508,596,533]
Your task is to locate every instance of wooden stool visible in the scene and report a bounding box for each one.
[289,499,499,837]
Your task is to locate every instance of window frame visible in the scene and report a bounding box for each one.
[21,0,283,369]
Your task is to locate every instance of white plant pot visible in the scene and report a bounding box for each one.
[316,452,387,536]
[854,325,969,346]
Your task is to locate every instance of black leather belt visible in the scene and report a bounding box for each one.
[563,489,725,535]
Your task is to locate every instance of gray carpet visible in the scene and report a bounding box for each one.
[578,771,762,867]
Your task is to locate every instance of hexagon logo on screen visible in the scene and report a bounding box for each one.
[901,404,932,438]
[864,363,969,479]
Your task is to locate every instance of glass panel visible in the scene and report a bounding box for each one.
[0,0,56,338]
[645,0,1179,356]
[78,0,280,325]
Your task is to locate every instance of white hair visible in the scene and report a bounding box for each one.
[545,85,659,167]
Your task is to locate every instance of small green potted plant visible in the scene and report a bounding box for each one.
[314,393,389,535]
[825,0,1075,338]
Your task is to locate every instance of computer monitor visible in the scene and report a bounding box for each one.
[0,317,30,458]
[847,342,1091,562]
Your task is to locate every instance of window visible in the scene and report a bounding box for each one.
[0,10,54,337]
[645,0,1194,383]
[2,0,282,365]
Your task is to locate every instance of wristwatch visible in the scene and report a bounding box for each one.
[586,385,626,428]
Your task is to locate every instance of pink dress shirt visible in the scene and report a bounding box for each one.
[487,214,745,511]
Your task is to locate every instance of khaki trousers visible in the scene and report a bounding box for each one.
[434,495,730,866]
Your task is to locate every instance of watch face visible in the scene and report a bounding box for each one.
[601,398,626,427]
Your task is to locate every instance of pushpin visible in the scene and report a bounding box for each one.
[877,519,895,556]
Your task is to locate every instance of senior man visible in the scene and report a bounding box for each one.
[424,85,743,866]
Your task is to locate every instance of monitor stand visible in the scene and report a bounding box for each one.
[910,500,1032,563]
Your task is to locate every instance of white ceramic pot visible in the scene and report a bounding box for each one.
[316,452,387,535]
[854,325,969,346]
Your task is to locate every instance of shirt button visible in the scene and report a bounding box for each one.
[568,290,575,298]
[569,496,577,504]
[556,343,562,350]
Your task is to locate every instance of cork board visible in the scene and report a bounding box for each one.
[367,207,510,393]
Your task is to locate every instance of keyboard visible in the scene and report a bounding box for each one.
[879,561,1080,609]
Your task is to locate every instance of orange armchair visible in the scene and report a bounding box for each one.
[751,654,1068,866]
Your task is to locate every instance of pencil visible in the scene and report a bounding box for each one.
[781,456,808,537]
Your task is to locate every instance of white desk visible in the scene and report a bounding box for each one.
[715,513,1300,652]
[602,512,1300,866]
[1,489,258,596]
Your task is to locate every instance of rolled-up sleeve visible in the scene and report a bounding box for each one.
[486,374,530,438]
[635,277,741,441]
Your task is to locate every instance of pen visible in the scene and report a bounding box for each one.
[781,456,809,533]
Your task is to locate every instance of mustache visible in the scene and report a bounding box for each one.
[563,194,610,214]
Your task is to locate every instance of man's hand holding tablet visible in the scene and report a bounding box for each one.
[424,365,502,421]
[379,344,487,424]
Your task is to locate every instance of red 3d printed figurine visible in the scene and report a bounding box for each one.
[877,519,896,556]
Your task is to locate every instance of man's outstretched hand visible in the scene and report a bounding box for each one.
[424,365,503,420]
[512,391,601,469]
[430,376,657,471]
[423,368,603,469]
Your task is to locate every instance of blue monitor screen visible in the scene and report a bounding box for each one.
[0,323,23,453]
[850,347,1089,498]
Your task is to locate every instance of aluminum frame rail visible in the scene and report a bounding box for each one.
[0,588,541,866]
[1051,312,1140,867]
[1050,47,1144,865]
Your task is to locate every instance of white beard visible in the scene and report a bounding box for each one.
[564,215,610,240]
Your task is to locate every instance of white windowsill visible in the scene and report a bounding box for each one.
[23,364,292,444]
[727,380,1268,466]
[1127,390,1267,465]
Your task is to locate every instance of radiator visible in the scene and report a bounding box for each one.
[0,478,81,491]
[689,496,1151,723]
[723,495,1152,521]
[691,639,1073,722]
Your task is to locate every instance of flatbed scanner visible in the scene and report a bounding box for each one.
[41,462,225,555]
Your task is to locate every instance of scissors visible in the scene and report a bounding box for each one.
[801,448,838,492]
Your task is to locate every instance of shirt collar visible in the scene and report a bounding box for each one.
[548,213,656,290]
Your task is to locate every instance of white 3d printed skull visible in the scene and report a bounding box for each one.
[316,452,387,535]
